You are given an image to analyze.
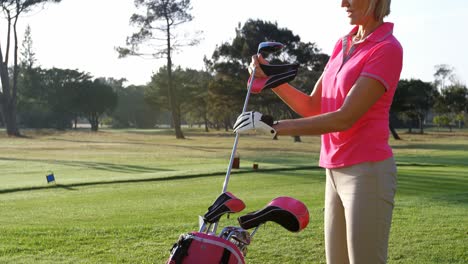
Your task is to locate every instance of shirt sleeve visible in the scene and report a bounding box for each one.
[361,42,403,92]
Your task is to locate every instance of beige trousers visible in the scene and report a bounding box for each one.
[324,157,397,264]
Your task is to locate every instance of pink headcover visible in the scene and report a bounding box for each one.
[224,192,246,213]
[247,75,268,94]
[268,196,309,231]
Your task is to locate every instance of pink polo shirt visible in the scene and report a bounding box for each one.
[319,22,403,168]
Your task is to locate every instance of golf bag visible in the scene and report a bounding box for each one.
[166,193,309,264]
[167,192,246,264]
[167,232,245,264]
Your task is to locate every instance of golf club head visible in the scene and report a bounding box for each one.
[219,226,251,256]
[257,41,284,56]
[219,226,251,245]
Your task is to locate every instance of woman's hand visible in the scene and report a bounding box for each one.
[248,55,268,78]
[248,54,299,94]
[233,111,277,138]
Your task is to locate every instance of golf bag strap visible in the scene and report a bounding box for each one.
[259,63,299,76]
[220,248,231,264]
[170,234,193,264]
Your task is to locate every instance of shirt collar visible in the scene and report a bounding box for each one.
[347,22,394,43]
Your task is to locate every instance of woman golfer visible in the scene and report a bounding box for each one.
[234,0,402,263]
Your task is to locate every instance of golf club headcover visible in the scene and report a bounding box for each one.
[237,196,309,232]
[259,63,299,76]
[248,67,298,94]
[233,111,277,138]
[203,192,246,224]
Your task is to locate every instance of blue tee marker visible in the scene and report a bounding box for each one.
[46,173,56,184]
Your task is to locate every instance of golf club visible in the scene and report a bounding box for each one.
[167,42,311,264]
[221,41,284,194]
[207,42,285,235]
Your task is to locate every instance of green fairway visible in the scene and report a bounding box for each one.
[0,129,467,263]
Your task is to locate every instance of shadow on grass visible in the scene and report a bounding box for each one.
[55,184,77,191]
[48,138,226,153]
[397,157,468,167]
[397,174,468,194]
[431,192,468,205]
[0,166,321,195]
[392,143,468,152]
[396,165,468,205]
[2,162,467,206]
[122,129,236,137]
[397,163,449,167]
[0,157,172,174]
[51,138,311,154]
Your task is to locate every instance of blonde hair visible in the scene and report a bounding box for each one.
[367,0,391,21]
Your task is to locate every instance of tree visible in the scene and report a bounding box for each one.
[111,84,159,128]
[40,68,92,129]
[146,66,186,129]
[18,65,119,131]
[145,66,211,130]
[183,69,212,132]
[435,84,468,113]
[207,78,243,131]
[0,0,61,136]
[433,64,454,91]
[20,24,35,69]
[17,24,43,127]
[434,84,468,130]
[206,19,329,139]
[76,80,117,131]
[389,113,402,140]
[454,112,466,129]
[117,0,201,139]
[391,79,437,134]
[433,115,453,132]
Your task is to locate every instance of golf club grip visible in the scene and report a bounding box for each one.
[222,68,256,193]
[241,68,256,112]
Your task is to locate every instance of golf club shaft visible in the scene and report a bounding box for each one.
[222,44,282,192]
[210,69,256,235]
[222,67,256,193]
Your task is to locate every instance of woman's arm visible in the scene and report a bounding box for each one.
[273,76,385,135]
[272,73,323,117]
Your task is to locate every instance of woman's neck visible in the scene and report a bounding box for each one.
[355,20,384,40]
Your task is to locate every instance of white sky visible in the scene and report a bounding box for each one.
[10,0,468,86]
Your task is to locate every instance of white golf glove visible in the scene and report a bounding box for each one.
[233,111,277,137]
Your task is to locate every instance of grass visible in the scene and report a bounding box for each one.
[0,128,467,263]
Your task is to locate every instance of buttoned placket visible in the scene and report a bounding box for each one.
[336,35,364,76]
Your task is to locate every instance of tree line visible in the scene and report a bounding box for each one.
[1,0,466,139]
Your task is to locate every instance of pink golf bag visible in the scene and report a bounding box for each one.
[166,232,245,264]
[166,193,309,264]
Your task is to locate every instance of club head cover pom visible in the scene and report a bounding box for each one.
[248,69,298,94]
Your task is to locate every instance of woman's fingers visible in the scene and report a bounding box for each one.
[250,55,267,78]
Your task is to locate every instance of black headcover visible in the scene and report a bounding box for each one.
[259,63,299,76]
[203,192,245,224]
